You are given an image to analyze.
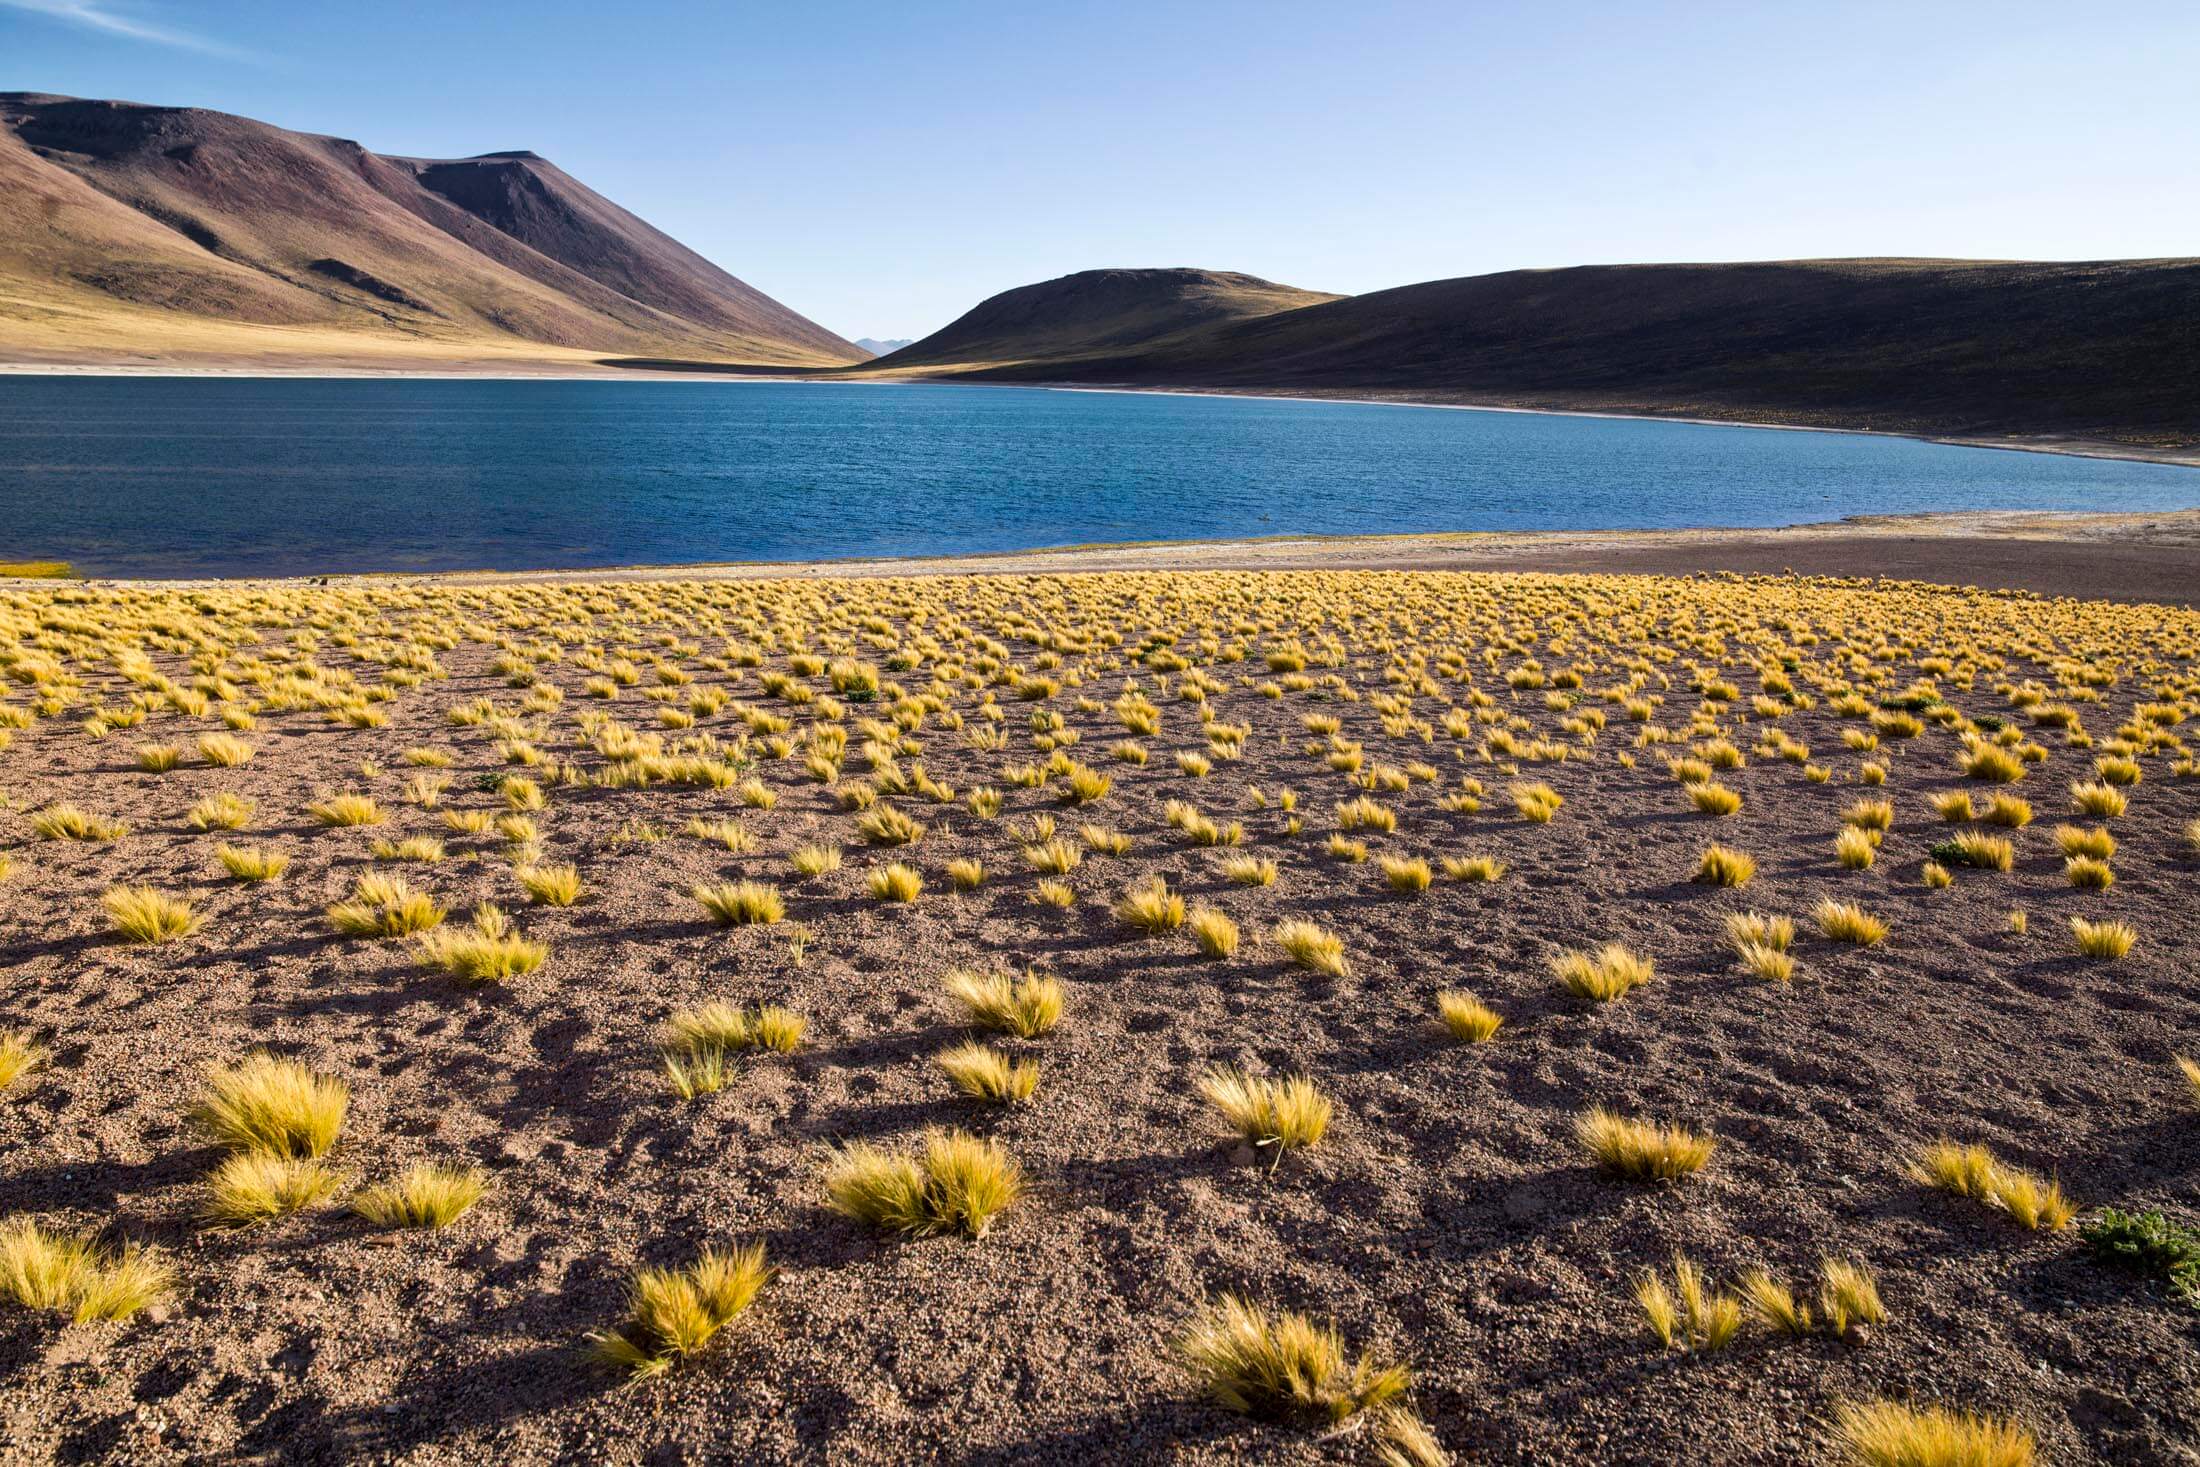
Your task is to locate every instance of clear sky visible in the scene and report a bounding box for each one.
[4,0,2196,342]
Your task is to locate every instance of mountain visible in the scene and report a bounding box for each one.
[854,337,913,358]
[870,268,1340,371]
[0,93,862,370]
[872,259,2200,451]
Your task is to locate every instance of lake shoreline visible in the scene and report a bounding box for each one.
[4,359,2196,469]
[25,510,2200,609]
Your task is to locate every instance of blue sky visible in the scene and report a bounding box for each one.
[4,0,2195,341]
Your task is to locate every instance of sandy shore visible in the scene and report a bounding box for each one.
[264,511,2200,610]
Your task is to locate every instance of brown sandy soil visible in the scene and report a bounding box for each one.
[2,569,2199,1465]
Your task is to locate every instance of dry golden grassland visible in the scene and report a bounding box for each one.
[2,567,2198,1463]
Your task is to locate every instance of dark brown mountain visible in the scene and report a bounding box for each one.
[875,259,2200,451]
[0,92,860,369]
[872,268,1340,371]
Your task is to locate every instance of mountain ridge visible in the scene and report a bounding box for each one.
[0,92,860,369]
[864,257,2200,450]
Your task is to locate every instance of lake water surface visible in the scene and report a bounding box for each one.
[1,377,2193,577]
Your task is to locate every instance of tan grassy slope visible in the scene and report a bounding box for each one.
[866,267,1341,372]
[872,257,2200,450]
[0,92,862,370]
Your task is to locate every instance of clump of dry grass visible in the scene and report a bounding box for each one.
[1441,853,1506,882]
[946,857,986,891]
[1688,782,1742,817]
[2063,855,2115,890]
[102,885,201,944]
[1550,943,1653,1002]
[187,791,255,832]
[1981,793,2033,828]
[867,862,924,902]
[1958,743,2027,783]
[1118,876,1187,934]
[198,733,255,767]
[417,904,548,983]
[1198,1068,1332,1151]
[1379,855,1434,893]
[136,743,182,773]
[2054,824,2115,860]
[946,969,1062,1038]
[857,805,925,846]
[1513,782,1563,822]
[0,1028,49,1094]
[1271,920,1349,977]
[328,871,446,937]
[1173,1294,1410,1424]
[591,1242,773,1378]
[1910,1141,2075,1229]
[31,803,127,841]
[308,793,384,828]
[694,880,786,925]
[1695,844,1756,888]
[2069,780,2127,818]
[1833,1401,2035,1467]
[825,1128,1022,1238]
[938,1042,1039,1103]
[1929,791,1975,822]
[2068,915,2135,960]
[789,843,842,878]
[1737,1258,1886,1339]
[1815,899,1888,945]
[194,1052,347,1157]
[1636,1254,1741,1352]
[1933,830,2014,871]
[213,843,288,882]
[353,1163,487,1229]
[371,834,446,863]
[1188,905,1241,958]
[1437,990,1502,1042]
[1834,826,1878,870]
[1577,1107,1714,1180]
[516,863,583,905]
[0,1218,173,1323]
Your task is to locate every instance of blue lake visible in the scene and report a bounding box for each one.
[1,377,2193,577]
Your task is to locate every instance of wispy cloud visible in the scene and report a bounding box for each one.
[0,0,256,59]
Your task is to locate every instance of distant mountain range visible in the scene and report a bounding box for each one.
[4,94,2196,453]
[853,338,912,358]
[0,93,860,369]
[864,262,2200,452]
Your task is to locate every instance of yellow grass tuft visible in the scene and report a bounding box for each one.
[1688,782,1742,817]
[188,791,254,831]
[31,803,127,841]
[417,904,548,983]
[1512,781,1564,822]
[328,871,445,937]
[1550,943,1653,1002]
[1834,826,1878,870]
[1,1028,50,1094]
[204,1153,339,1226]
[1695,844,1756,887]
[1271,919,1350,977]
[694,880,786,925]
[1379,854,1434,892]
[1437,990,1502,1042]
[1637,1254,1741,1352]
[1815,899,1888,945]
[1187,904,1242,958]
[102,885,202,944]
[1118,876,1187,934]
[591,1242,773,1378]
[136,744,181,773]
[1441,853,1507,882]
[0,1218,173,1323]
[194,1052,347,1157]
[353,1163,487,1229]
[1833,1401,2035,1467]
[1173,1294,1410,1424]
[1981,793,2033,828]
[937,1041,1039,1103]
[309,793,384,827]
[2069,780,2127,818]
[789,843,842,878]
[1577,1107,1714,1180]
[946,968,1063,1038]
[516,863,583,905]
[2069,916,2135,960]
[867,861,924,902]
[946,857,987,891]
[2053,824,2115,860]
[198,733,255,767]
[826,1128,1022,1238]
[1198,1067,1333,1151]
